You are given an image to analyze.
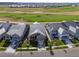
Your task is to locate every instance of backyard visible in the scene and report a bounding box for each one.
[0,13,79,22]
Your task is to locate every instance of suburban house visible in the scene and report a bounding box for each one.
[46,23,72,47]
[62,22,79,40]
[4,23,29,53]
[28,22,47,50]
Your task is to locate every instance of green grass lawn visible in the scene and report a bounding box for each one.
[51,39,65,46]
[0,13,79,22]
[19,40,30,48]
[47,6,79,12]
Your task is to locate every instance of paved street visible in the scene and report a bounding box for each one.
[0,47,79,57]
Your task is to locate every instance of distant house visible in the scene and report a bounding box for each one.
[0,2,79,8]
[0,22,11,39]
[28,22,47,48]
[5,23,29,53]
[46,23,72,45]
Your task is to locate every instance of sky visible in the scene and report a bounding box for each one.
[0,0,79,3]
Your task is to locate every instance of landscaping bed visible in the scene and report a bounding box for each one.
[51,39,65,46]
[71,38,79,44]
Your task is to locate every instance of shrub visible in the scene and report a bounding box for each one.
[75,43,79,47]
[0,47,6,51]
[71,38,79,44]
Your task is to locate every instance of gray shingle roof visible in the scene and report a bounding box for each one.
[0,22,11,31]
[62,22,77,28]
[46,23,69,35]
[62,22,77,35]
[76,22,79,26]
[28,22,46,36]
[0,22,11,37]
[6,23,27,37]
[5,23,29,50]
[76,22,79,33]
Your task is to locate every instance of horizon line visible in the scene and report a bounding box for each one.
[0,2,79,3]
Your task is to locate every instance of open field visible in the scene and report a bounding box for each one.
[0,13,79,22]
[0,6,79,12]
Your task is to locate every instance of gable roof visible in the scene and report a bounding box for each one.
[76,22,79,29]
[46,23,69,35]
[28,22,46,36]
[62,22,77,28]
[0,22,11,35]
[6,23,27,37]
[62,22,77,34]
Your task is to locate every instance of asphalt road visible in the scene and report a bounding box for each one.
[0,47,79,57]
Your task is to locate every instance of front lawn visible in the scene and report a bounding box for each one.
[51,39,65,46]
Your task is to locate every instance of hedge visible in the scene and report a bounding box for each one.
[16,48,37,51]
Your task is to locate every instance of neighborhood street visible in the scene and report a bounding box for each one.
[0,47,79,57]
